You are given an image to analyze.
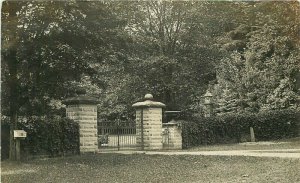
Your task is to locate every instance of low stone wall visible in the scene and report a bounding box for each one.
[162,121,182,150]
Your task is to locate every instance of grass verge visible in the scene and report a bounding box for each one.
[186,137,300,151]
[2,153,300,183]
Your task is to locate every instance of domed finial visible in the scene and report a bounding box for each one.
[144,93,153,100]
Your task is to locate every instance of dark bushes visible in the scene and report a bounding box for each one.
[1,115,79,160]
[1,122,10,160]
[253,110,300,140]
[182,109,300,148]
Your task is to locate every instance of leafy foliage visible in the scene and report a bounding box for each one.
[182,109,300,148]
[1,1,125,116]
[213,1,300,114]
[97,1,227,120]
[1,115,79,159]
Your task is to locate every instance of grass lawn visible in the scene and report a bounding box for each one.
[2,153,300,183]
[187,137,300,151]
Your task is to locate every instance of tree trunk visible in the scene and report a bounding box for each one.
[3,0,21,161]
[7,49,19,161]
[9,107,18,160]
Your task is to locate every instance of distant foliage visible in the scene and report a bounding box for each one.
[213,2,300,114]
[1,115,79,159]
[182,109,300,148]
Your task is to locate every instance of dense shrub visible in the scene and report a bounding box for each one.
[182,109,300,148]
[1,115,79,159]
[1,122,10,160]
[254,110,300,140]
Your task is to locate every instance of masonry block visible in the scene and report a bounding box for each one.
[162,121,182,150]
[63,94,99,154]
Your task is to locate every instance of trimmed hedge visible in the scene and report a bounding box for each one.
[182,109,300,148]
[1,115,79,160]
[1,122,10,160]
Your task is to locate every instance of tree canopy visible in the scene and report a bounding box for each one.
[2,1,300,120]
[212,1,300,114]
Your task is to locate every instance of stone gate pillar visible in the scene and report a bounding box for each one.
[63,89,99,153]
[132,94,166,150]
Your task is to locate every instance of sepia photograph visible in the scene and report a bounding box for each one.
[1,1,300,182]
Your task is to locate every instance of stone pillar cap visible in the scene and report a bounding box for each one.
[132,94,166,108]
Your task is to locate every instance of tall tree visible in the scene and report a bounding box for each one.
[1,1,125,160]
[99,1,227,115]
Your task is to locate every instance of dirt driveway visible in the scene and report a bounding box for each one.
[99,149,300,158]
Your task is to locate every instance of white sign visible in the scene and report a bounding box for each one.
[14,130,27,138]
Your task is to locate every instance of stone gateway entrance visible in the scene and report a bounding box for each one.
[64,93,182,153]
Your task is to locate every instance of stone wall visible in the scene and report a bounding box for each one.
[66,104,98,153]
[162,121,182,150]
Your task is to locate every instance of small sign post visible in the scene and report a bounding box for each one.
[13,130,27,161]
[250,127,255,142]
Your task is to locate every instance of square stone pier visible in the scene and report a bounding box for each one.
[63,89,99,153]
[132,94,166,150]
